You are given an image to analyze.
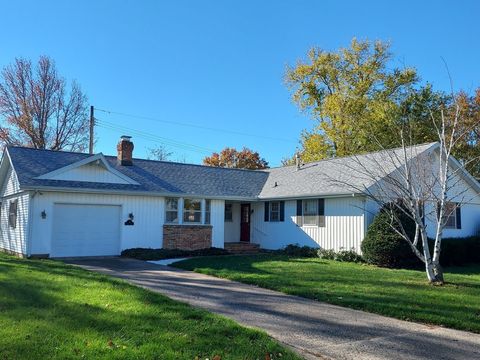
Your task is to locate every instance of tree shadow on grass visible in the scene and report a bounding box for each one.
[170,254,480,332]
[0,254,298,360]
[66,258,480,360]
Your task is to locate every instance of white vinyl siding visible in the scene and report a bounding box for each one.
[1,167,21,197]
[29,192,226,255]
[409,151,480,238]
[210,199,225,248]
[0,160,30,256]
[30,192,165,255]
[224,202,241,242]
[0,193,30,255]
[46,163,132,184]
[251,197,365,253]
[422,172,480,238]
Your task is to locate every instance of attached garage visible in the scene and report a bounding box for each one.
[51,204,121,257]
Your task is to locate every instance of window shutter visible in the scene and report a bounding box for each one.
[296,200,303,226]
[456,204,462,229]
[419,201,425,225]
[280,201,285,222]
[264,201,270,222]
[318,198,325,227]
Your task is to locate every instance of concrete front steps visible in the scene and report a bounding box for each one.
[224,242,261,255]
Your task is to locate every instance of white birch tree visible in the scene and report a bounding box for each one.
[330,98,479,284]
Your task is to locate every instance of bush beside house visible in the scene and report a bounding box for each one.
[439,237,480,266]
[361,205,480,268]
[317,248,364,263]
[121,247,230,261]
[361,205,418,268]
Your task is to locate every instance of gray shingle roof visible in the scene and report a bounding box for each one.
[258,143,438,199]
[6,147,269,199]
[5,143,438,199]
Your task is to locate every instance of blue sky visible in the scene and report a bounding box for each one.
[1,1,479,166]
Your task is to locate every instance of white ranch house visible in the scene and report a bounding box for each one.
[0,137,479,258]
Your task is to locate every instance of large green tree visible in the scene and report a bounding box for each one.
[397,86,480,177]
[285,39,480,177]
[285,38,418,161]
[453,88,480,177]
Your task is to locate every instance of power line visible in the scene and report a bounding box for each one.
[95,107,296,143]
[95,118,215,155]
[96,119,214,153]
[97,122,212,155]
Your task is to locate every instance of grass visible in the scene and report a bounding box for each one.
[0,253,300,360]
[174,254,480,333]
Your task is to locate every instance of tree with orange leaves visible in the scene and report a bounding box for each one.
[203,147,268,170]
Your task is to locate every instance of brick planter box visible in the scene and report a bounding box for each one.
[163,224,212,250]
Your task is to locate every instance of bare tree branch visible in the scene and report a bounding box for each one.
[0,56,89,152]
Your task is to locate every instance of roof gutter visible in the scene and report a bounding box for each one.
[257,192,364,201]
[20,185,365,202]
[20,185,259,202]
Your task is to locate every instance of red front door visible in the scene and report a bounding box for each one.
[240,203,251,242]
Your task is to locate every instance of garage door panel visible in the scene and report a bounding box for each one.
[51,204,121,257]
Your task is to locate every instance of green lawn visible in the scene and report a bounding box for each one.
[0,253,300,360]
[174,254,480,333]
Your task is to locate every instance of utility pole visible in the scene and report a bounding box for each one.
[89,105,94,154]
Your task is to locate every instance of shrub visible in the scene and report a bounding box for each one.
[361,204,419,268]
[318,248,364,263]
[121,247,230,261]
[435,237,480,266]
[335,249,364,263]
[281,244,318,258]
[362,203,480,268]
[317,248,336,260]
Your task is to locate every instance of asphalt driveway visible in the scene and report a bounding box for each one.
[65,257,480,360]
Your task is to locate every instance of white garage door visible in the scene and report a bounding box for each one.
[51,204,121,257]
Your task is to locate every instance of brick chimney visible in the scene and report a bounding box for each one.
[117,136,134,166]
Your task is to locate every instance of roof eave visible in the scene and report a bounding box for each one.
[257,192,365,201]
[21,184,366,201]
[21,184,259,201]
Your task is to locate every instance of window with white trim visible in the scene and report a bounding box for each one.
[165,198,178,223]
[183,198,202,223]
[8,199,17,229]
[303,199,318,226]
[443,202,457,229]
[269,201,280,222]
